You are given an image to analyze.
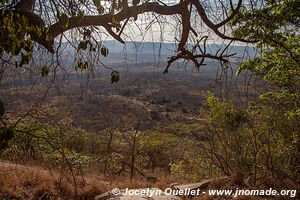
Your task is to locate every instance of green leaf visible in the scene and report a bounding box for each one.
[83,29,92,40]
[77,41,88,51]
[76,59,88,71]
[101,47,109,57]
[41,65,50,77]
[97,5,105,14]
[111,70,120,84]
[19,52,32,67]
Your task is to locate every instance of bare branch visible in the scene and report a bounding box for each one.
[216,0,242,28]
[2,0,258,66]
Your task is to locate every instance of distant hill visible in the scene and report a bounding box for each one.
[101,40,256,58]
[53,40,256,65]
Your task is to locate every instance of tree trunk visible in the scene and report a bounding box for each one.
[104,129,114,175]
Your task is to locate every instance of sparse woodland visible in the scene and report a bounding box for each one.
[0,0,299,199]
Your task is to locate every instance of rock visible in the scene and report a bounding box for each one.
[167,183,179,189]
[95,191,112,200]
[172,180,212,191]
[171,176,229,194]
[95,188,181,200]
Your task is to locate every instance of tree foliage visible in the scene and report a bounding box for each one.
[0,0,258,72]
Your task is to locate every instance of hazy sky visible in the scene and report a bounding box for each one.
[60,0,245,47]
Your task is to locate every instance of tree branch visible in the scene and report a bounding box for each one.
[216,0,242,28]
[4,0,258,62]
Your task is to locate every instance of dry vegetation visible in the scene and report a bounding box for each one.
[0,65,299,199]
[1,161,298,199]
[0,161,186,199]
[0,161,108,199]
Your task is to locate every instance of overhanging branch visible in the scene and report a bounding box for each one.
[47,0,256,49]
[2,0,258,69]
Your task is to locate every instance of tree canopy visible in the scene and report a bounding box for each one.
[1,0,299,72]
[0,0,254,67]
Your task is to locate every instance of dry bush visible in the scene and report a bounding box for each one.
[111,174,184,190]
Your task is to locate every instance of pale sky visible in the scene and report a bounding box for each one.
[59,0,245,47]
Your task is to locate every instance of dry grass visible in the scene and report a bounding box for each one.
[0,161,183,199]
[0,162,298,200]
[0,161,110,199]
